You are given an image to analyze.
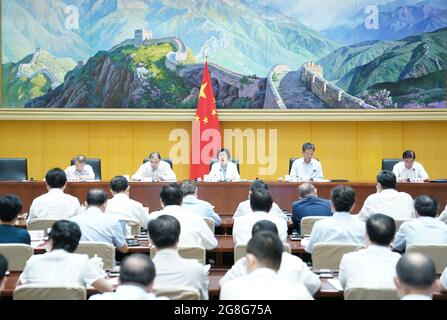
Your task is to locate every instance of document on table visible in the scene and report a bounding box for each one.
[327,279,343,291]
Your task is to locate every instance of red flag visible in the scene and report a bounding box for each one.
[190,61,221,180]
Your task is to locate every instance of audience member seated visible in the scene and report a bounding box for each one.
[208,148,240,182]
[131,152,176,182]
[394,252,437,300]
[70,189,128,254]
[65,155,95,181]
[305,185,365,254]
[359,170,415,222]
[0,254,7,294]
[148,183,217,250]
[18,220,112,292]
[233,188,288,245]
[90,254,161,300]
[393,195,447,252]
[220,231,313,300]
[149,215,209,299]
[28,168,81,221]
[220,220,320,295]
[106,176,150,229]
[233,180,288,222]
[339,214,401,290]
[292,183,332,234]
[0,195,30,244]
[181,180,221,226]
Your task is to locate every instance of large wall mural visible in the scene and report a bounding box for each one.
[2,0,446,109]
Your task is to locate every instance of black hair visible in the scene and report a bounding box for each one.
[180,180,197,196]
[45,168,67,189]
[250,188,273,213]
[148,215,181,249]
[249,179,268,192]
[302,142,315,152]
[160,183,183,206]
[216,148,231,159]
[0,194,23,222]
[396,253,436,289]
[377,170,397,189]
[48,220,81,253]
[75,155,87,163]
[252,220,278,237]
[414,195,438,217]
[149,152,161,160]
[402,150,416,159]
[110,176,129,193]
[330,185,356,212]
[247,231,283,271]
[120,254,156,287]
[86,189,108,206]
[366,214,396,246]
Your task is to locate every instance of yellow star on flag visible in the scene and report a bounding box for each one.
[194,115,200,122]
[211,109,217,116]
[203,116,209,124]
[199,82,208,99]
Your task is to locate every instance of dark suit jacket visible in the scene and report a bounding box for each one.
[292,196,332,234]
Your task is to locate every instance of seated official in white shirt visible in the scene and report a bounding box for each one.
[106,176,150,229]
[395,252,437,300]
[28,168,81,221]
[220,231,313,300]
[393,150,429,183]
[70,189,128,254]
[208,148,240,182]
[0,254,7,294]
[148,183,217,250]
[149,215,209,299]
[359,170,415,222]
[393,195,447,252]
[305,185,366,254]
[289,142,324,181]
[221,220,320,295]
[233,180,288,223]
[90,254,162,300]
[233,188,288,245]
[180,180,221,226]
[131,152,176,182]
[339,214,401,290]
[65,155,95,181]
[18,220,112,293]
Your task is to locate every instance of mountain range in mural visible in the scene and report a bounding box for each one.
[2,0,446,109]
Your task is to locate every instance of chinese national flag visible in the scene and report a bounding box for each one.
[189,61,221,180]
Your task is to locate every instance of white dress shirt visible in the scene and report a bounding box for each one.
[401,294,432,300]
[70,207,127,248]
[393,216,447,251]
[305,212,366,254]
[65,164,95,181]
[182,195,221,226]
[152,248,209,300]
[359,189,415,222]
[89,285,162,300]
[233,211,288,245]
[339,245,401,290]
[233,199,289,223]
[131,160,176,182]
[208,162,240,181]
[20,249,102,287]
[441,267,447,291]
[149,205,218,250]
[28,188,81,221]
[439,204,447,224]
[220,268,314,300]
[220,252,321,295]
[289,158,324,181]
[105,193,150,229]
[392,161,429,181]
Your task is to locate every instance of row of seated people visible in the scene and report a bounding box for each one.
[1,213,447,300]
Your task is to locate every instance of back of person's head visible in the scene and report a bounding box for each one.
[414,195,438,218]
[249,179,268,192]
[149,152,161,160]
[75,155,87,163]
[298,183,316,198]
[110,176,129,193]
[0,254,8,284]
[180,180,197,196]
[366,214,396,246]
[45,168,67,189]
[0,194,23,222]
[246,231,283,271]
[330,185,356,212]
[148,215,181,249]
[377,170,397,189]
[86,189,108,207]
[48,220,81,253]
[302,142,315,152]
[252,220,278,237]
[120,254,156,288]
[396,253,436,292]
[160,183,183,206]
[402,150,415,159]
[249,188,273,213]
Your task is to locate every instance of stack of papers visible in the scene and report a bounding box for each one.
[327,279,343,291]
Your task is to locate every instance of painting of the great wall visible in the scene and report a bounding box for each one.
[2,0,446,109]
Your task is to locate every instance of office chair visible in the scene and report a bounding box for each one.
[0,158,28,181]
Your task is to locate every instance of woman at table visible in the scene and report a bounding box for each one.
[208,148,240,182]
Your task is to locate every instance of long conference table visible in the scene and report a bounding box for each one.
[1,181,446,215]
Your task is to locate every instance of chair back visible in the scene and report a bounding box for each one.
[150,245,206,265]
[209,159,240,174]
[143,158,173,169]
[154,287,200,300]
[27,219,59,236]
[406,244,447,273]
[381,158,400,171]
[344,287,399,300]
[300,216,329,236]
[70,158,101,180]
[234,243,291,262]
[13,284,86,300]
[0,244,33,271]
[312,243,364,269]
[74,241,115,270]
[0,158,28,181]
[204,218,215,233]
